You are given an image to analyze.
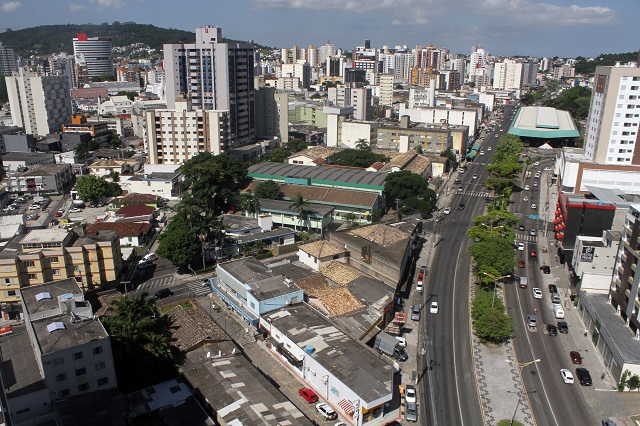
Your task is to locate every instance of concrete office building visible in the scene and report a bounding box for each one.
[0,42,18,76]
[255,87,289,143]
[72,34,113,79]
[379,74,394,107]
[145,96,230,164]
[584,64,640,165]
[5,70,72,136]
[164,26,256,147]
[280,62,311,89]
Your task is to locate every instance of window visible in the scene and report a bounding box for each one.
[72,351,83,361]
[23,261,35,267]
[2,266,11,272]
[71,253,79,259]
[53,269,61,275]
[73,265,82,273]
[60,388,70,397]
[92,346,103,355]
[97,377,109,386]
[75,367,86,377]
[4,278,13,285]
[28,274,37,279]
[7,290,15,297]
[78,383,90,392]
[49,257,59,263]
[52,357,64,366]
[95,361,106,371]
[56,373,67,382]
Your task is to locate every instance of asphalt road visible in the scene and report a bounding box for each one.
[506,159,595,426]
[420,104,517,425]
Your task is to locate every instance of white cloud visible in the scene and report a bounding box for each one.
[2,1,21,12]
[478,0,615,25]
[95,0,125,10]
[253,0,414,12]
[69,3,85,12]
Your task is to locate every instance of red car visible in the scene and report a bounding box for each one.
[417,273,424,284]
[298,388,318,403]
[529,249,537,258]
[55,212,62,217]
[518,260,525,268]
[570,351,582,364]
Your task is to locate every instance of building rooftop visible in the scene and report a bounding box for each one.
[166,305,228,352]
[509,106,580,139]
[288,146,341,161]
[1,152,54,162]
[111,193,158,206]
[248,162,387,191]
[53,388,128,426]
[115,203,155,218]
[13,163,70,176]
[85,221,153,238]
[234,227,296,244]
[580,293,640,364]
[218,257,272,284]
[0,325,46,399]
[20,228,70,245]
[127,172,179,182]
[181,343,312,426]
[248,275,301,302]
[245,181,379,209]
[259,198,334,217]
[265,305,393,403]
[299,240,347,259]
[266,260,316,282]
[31,314,108,355]
[320,261,362,286]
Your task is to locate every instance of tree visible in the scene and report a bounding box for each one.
[157,214,200,269]
[75,175,107,202]
[109,133,123,148]
[74,138,100,162]
[619,370,631,391]
[627,374,640,392]
[101,293,176,392]
[289,193,310,230]
[343,212,357,227]
[255,180,284,200]
[355,139,370,150]
[331,148,389,168]
[0,78,7,104]
[469,236,516,277]
[384,171,436,217]
[440,149,457,168]
[471,289,512,344]
[240,192,261,218]
[116,91,137,101]
[263,148,290,163]
[285,138,308,153]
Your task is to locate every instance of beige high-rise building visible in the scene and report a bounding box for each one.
[379,74,394,107]
[145,96,230,165]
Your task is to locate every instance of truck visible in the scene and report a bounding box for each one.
[374,331,408,361]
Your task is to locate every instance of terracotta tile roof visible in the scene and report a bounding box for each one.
[321,189,378,209]
[378,151,417,172]
[319,261,361,286]
[350,224,409,247]
[299,240,347,258]
[86,221,153,237]
[368,162,384,171]
[296,274,330,297]
[288,146,342,161]
[111,193,158,206]
[316,287,364,317]
[91,290,121,317]
[403,155,432,175]
[115,203,155,218]
[88,158,139,168]
[166,304,228,352]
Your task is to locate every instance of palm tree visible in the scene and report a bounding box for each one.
[355,139,370,150]
[177,193,204,228]
[289,193,310,230]
[240,192,261,218]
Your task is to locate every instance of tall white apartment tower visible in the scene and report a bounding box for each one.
[584,64,640,165]
[164,26,256,147]
[72,33,113,79]
[470,45,488,77]
[5,70,72,136]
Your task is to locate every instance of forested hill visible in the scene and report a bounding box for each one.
[574,52,639,75]
[0,22,269,56]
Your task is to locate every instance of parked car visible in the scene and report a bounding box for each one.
[298,388,319,403]
[443,207,451,215]
[560,369,575,384]
[531,204,537,209]
[395,336,407,348]
[70,207,82,213]
[532,288,542,299]
[518,260,525,268]
[137,260,154,270]
[405,402,418,423]
[405,385,417,404]
[316,403,337,421]
[393,347,409,362]
[524,185,530,191]
[458,203,465,210]
[142,252,158,262]
[55,211,63,217]
[517,242,525,251]
[558,322,569,334]
[541,265,551,274]
[153,288,172,299]
[518,224,526,231]
[570,351,582,364]
[28,204,40,210]
[575,368,592,386]
[548,284,558,293]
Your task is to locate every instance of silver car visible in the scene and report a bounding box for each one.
[406,402,418,422]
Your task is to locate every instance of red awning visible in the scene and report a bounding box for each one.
[338,399,355,416]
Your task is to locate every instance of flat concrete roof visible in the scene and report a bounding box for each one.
[509,106,580,138]
[248,162,387,191]
[2,152,54,161]
[0,325,46,399]
[32,314,108,355]
[259,198,334,217]
[265,305,393,404]
[180,343,312,426]
[20,228,70,245]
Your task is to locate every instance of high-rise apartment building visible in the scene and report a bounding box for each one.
[379,74,394,107]
[164,26,256,147]
[5,70,72,136]
[0,42,18,76]
[522,60,539,88]
[280,62,311,89]
[393,53,415,83]
[72,33,113,80]
[145,96,230,164]
[492,59,523,91]
[470,45,488,77]
[584,64,640,164]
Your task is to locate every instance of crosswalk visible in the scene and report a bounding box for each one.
[515,233,538,243]
[136,276,212,298]
[457,191,492,198]
[137,275,175,292]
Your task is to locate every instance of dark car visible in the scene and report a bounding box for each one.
[557,321,569,333]
[546,324,558,336]
[541,265,551,274]
[458,203,465,210]
[575,368,592,386]
[570,351,582,364]
[454,179,462,184]
[548,284,558,293]
[153,288,173,299]
[394,348,409,362]
[518,224,526,231]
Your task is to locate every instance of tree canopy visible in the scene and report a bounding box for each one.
[157,214,200,269]
[471,289,512,344]
[384,171,436,217]
[544,86,592,120]
[331,148,389,168]
[75,175,120,202]
[255,180,284,200]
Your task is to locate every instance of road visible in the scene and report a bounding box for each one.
[420,104,517,425]
[506,157,595,425]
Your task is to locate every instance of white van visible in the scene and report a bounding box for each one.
[553,304,565,319]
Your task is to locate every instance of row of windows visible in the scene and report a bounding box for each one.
[55,377,109,395]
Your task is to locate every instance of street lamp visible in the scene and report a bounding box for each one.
[481,272,512,308]
[508,359,541,426]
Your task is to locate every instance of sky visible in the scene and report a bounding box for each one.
[0,0,638,58]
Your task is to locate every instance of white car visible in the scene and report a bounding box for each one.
[523,197,529,202]
[533,182,538,187]
[524,185,530,191]
[28,205,40,210]
[531,204,537,210]
[316,403,338,420]
[534,162,540,167]
[443,207,451,215]
[472,174,478,179]
[479,151,485,155]
[517,242,525,251]
[544,167,552,171]
[430,302,439,314]
[396,336,407,348]
[560,369,575,384]
[70,207,82,213]
[142,252,157,262]
[488,147,492,151]
[405,385,417,403]
[532,288,543,299]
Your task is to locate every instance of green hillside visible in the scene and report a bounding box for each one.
[0,22,203,56]
[574,52,639,75]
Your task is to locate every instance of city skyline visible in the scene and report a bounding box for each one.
[0,0,638,58]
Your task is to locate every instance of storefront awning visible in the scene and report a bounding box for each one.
[338,399,355,416]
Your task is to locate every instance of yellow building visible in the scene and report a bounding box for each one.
[0,228,122,310]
